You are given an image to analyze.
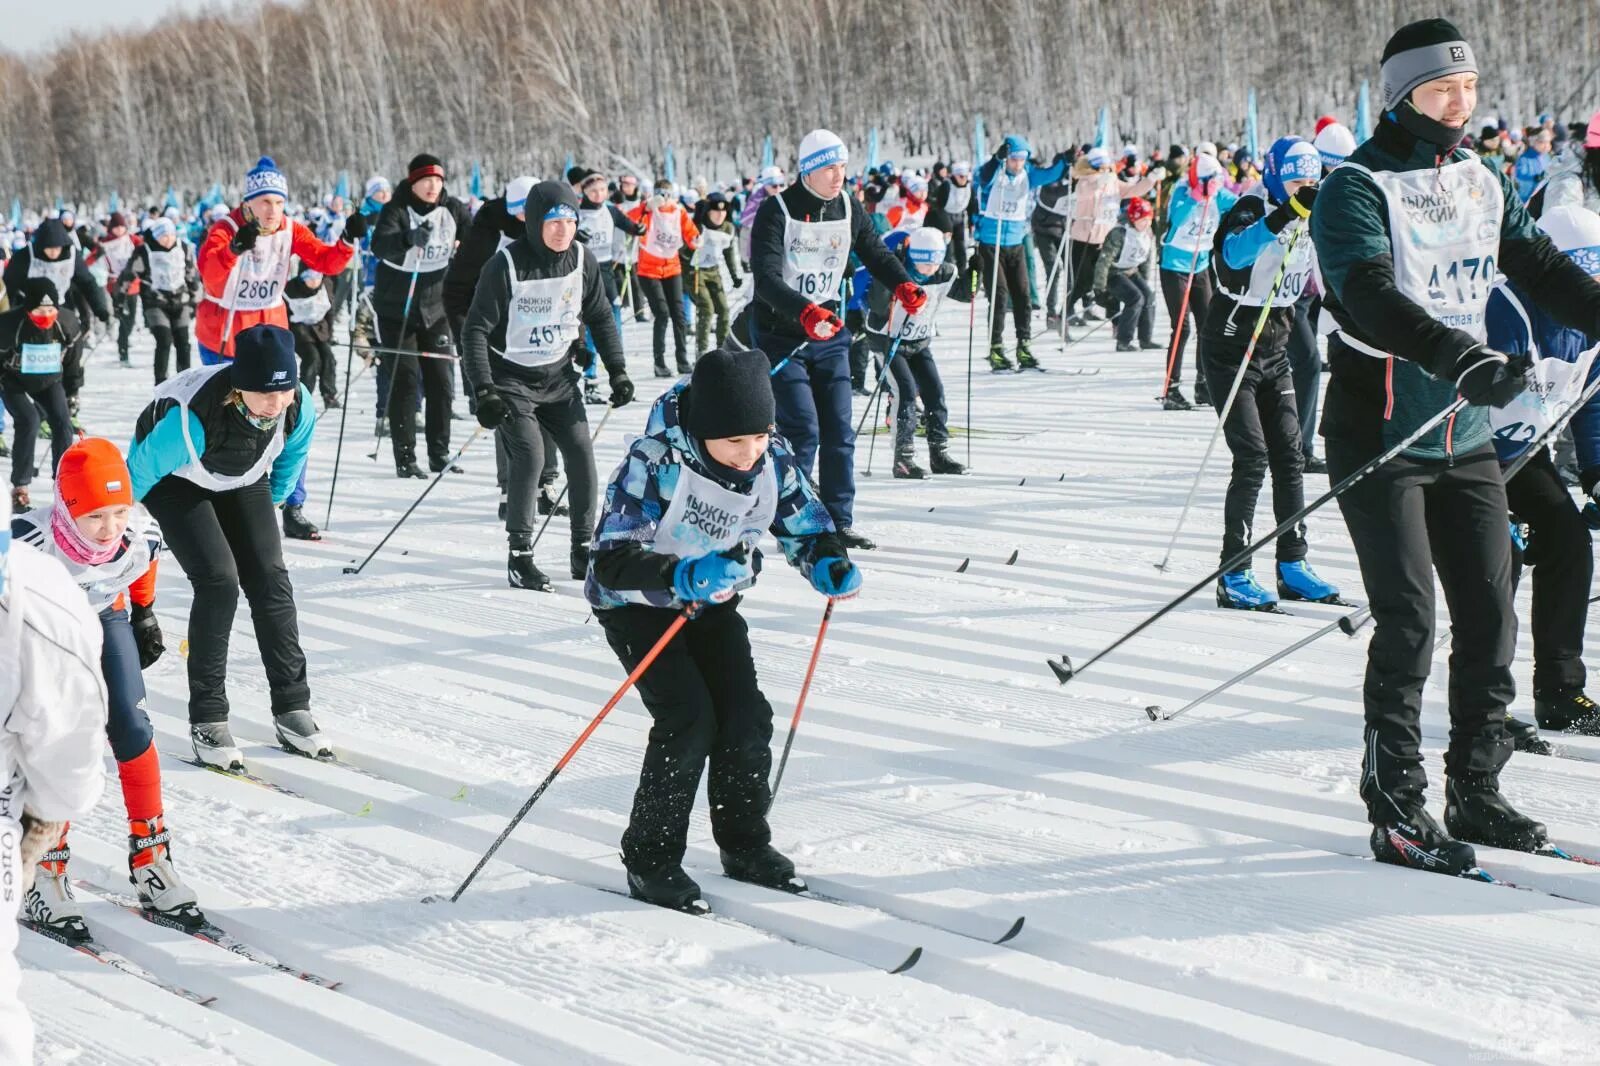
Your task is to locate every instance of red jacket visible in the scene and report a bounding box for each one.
[196,208,353,356]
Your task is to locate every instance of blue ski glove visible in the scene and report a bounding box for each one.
[673,549,753,604]
[809,556,862,599]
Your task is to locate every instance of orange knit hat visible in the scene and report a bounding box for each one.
[56,437,133,518]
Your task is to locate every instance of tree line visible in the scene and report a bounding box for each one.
[2,0,1596,205]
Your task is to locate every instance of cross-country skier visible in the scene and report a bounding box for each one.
[741,128,923,550]
[628,179,700,377]
[1160,153,1237,410]
[1065,147,1158,326]
[1312,18,1600,875]
[462,181,634,592]
[127,324,325,770]
[1484,204,1600,741]
[13,438,203,936]
[116,217,199,383]
[1092,196,1162,353]
[972,136,1068,371]
[928,160,974,291]
[865,227,963,478]
[1204,136,1341,611]
[1,280,78,510]
[585,347,860,911]
[689,191,743,355]
[369,153,472,477]
[3,218,110,423]
[89,213,141,366]
[0,488,108,1066]
[284,267,340,412]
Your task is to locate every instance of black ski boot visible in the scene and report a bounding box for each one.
[837,527,877,551]
[626,863,708,913]
[396,462,428,479]
[1370,808,1477,877]
[430,459,465,474]
[570,540,590,581]
[653,361,672,378]
[281,505,322,541]
[1505,714,1552,756]
[539,485,569,517]
[1162,388,1195,412]
[507,542,553,592]
[893,455,927,479]
[1444,774,1548,853]
[929,446,966,475]
[721,844,806,893]
[1534,688,1600,734]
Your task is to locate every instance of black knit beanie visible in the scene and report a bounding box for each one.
[682,349,774,440]
[406,153,446,183]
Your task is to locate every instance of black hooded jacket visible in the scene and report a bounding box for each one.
[443,195,524,322]
[3,219,110,325]
[461,181,625,403]
[368,178,473,325]
[0,288,81,391]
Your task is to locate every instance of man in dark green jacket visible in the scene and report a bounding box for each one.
[1312,17,1600,877]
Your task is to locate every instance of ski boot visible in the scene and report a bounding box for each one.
[1162,388,1195,412]
[281,504,322,541]
[1067,313,1087,327]
[430,458,465,474]
[626,862,708,913]
[675,355,693,375]
[274,709,333,760]
[1303,454,1328,474]
[396,462,427,479]
[1275,560,1343,604]
[721,844,806,893]
[191,721,244,772]
[837,527,877,551]
[1534,688,1600,735]
[653,361,672,378]
[584,381,606,405]
[1504,714,1552,756]
[1015,342,1042,371]
[1444,774,1548,852]
[539,485,569,517]
[1370,808,1477,877]
[508,544,554,592]
[929,446,967,475]
[1216,569,1281,612]
[1115,341,1137,352]
[23,833,88,943]
[128,815,203,929]
[987,344,1013,372]
[119,347,131,367]
[893,454,927,479]
[322,395,341,410]
[1140,340,1164,351]
[570,540,590,581]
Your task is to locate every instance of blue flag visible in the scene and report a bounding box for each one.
[664,143,676,184]
[562,153,573,179]
[1246,88,1259,161]
[9,199,19,228]
[866,127,879,176]
[973,115,987,163]
[334,171,350,201]
[470,162,483,199]
[761,134,773,170]
[108,190,120,213]
[1095,107,1110,149]
[1356,79,1373,142]
[164,185,179,210]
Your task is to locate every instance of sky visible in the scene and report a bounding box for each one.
[0,0,288,54]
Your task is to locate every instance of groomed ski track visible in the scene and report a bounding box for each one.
[18,297,1600,1065]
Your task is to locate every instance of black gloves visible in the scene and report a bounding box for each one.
[474,387,508,428]
[1290,185,1318,217]
[609,372,635,408]
[1454,347,1531,407]
[342,212,368,243]
[408,222,432,249]
[131,603,164,669]
[228,219,259,254]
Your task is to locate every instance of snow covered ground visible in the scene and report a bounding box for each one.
[14,288,1600,1065]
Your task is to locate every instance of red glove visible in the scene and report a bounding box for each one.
[895,282,928,315]
[800,302,843,342]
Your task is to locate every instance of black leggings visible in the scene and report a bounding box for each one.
[2,380,72,488]
[1064,239,1103,317]
[975,242,1031,344]
[639,274,688,368]
[1159,267,1214,389]
[142,475,310,724]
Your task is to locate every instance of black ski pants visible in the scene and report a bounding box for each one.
[1107,271,1155,346]
[1198,343,1307,570]
[1064,239,1103,317]
[974,242,1030,345]
[2,378,71,488]
[1505,447,1591,696]
[1285,292,1321,460]
[1160,267,1213,392]
[497,383,595,546]
[1326,440,1514,823]
[142,474,310,724]
[376,313,454,470]
[639,275,688,369]
[600,598,774,873]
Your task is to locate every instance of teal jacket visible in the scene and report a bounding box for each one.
[1312,117,1600,460]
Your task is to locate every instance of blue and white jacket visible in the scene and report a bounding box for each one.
[1159,184,1239,274]
[974,138,1067,248]
[585,383,841,610]
[1485,278,1600,471]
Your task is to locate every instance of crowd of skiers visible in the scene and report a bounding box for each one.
[10,16,1600,1060]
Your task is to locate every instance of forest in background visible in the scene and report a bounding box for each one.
[2,0,1597,203]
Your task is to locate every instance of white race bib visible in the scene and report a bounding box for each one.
[778,195,851,301]
[655,460,778,560]
[500,253,585,368]
[19,342,61,374]
[982,171,1031,223]
[643,210,685,259]
[146,245,187,292]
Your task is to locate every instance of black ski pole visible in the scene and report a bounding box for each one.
[343,427,484,575]
[1052,395,1469,684]
[1147,606,1372,721]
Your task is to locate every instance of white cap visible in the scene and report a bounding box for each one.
[906,226,945,269]
[1193,154,1225,182]
[1538,205,1600,273]
[364,175,392,199]
[1313,123,1357,168]
[758,165,784,186]
[1196,141,1218,158]
[503,175,535,215]
[903,174,929,197]
[950,160,972,176]
[797,129,848,175]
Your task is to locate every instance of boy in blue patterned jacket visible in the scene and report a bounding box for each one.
[585,347,861,911]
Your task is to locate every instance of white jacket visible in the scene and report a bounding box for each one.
[1,541,108,1066]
